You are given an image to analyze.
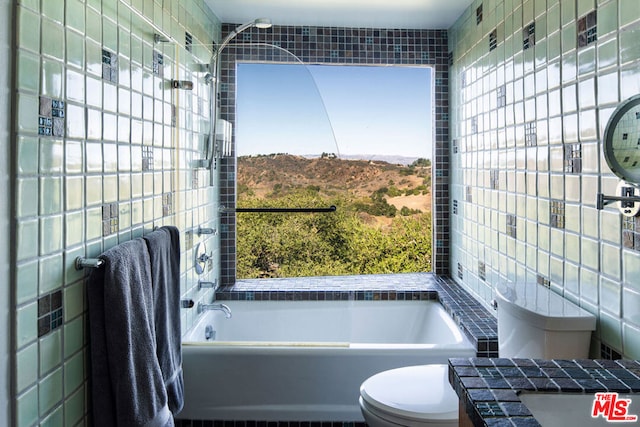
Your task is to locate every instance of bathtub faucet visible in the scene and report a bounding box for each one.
[198,302,232,318]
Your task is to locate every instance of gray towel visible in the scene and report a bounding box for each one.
[87,239,173,427]
[143,226,184,415]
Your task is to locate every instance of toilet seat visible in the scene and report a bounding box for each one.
[359,364,458,425]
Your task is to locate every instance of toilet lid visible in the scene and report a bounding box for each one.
[360,364,458,422]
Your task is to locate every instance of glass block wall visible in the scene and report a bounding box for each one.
[449,0,640,358]
[12,1,221,425]
[217,25,451,285]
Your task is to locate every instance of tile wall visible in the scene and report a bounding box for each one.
[449,0,640,358]
[12,0,221,425]
[216,25,451,285]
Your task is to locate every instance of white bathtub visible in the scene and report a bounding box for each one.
[179,300,475,422]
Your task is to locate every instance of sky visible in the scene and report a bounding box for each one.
[235,63,432,159]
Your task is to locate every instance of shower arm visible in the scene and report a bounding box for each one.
[206,19,272,183]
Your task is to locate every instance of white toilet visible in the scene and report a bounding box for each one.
[358,282,597,426]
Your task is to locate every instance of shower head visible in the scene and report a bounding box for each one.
[253,18,272,29]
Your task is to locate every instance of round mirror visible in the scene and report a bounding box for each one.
[603,94,640,186]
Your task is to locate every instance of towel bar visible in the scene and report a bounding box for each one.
[75,257,104,270]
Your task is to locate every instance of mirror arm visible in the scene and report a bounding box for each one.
[596,193,640,210]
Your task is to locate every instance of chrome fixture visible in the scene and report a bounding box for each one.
[203,18,273,184]
[198,302,232,318]
[75,257,104,270]
[199,279,218,290]
[171,80,194,90]
[197,226,217,236]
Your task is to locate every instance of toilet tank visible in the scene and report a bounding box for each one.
[495,282,596,359]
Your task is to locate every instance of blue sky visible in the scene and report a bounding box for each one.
[236,63,432,159]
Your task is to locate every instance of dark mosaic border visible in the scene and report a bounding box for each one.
[217,273,498,357]
[449,358,640,427]
[217,25,450,285]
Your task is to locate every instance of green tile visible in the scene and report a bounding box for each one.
[63,316,83,356]
[39,214,63,255]
[561,0,575,26]
[65,176,84,211]
[597,37,617,70]
[103,17,118,52]
[66,29,85,70]
[38,368,62,415]
[39,328,61,376]
[41,18,64,61]
[66,0,85,34]
[85,5,102,43]
[16,260,38,305]
[561,22,576,54]
[39,176,62,215]
[17,50,40,92]
[65,211,85,247]
[16,302,37,348]
[17,178,38,218]
[16,93,38,134]
[41,58,64,98]
[17,6,40,52]
[17,386,39,427]
[63,282,84,322]
[599,309,622,349]
[39,139,63,174]
[577,0,595,17]
[64,386,85,426]
[38,254,63,294]
[620,26,640,65]
[17,219,38,262]
[41,0,64,24]
[40,405,63,427]
[64,351,84,396]
[597,0,617,37]
[17,136,39,175]
[16,342,38,393]
[620,0,640,27]
[66,103,86,139]
[623,323,640,359]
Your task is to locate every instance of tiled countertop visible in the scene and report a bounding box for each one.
[449,357,640,426]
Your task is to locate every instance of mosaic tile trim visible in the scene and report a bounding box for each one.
[622,216,640,252]
[577,11,597,48]
[490,169,499,190]
[102,203,119,236]
[524,121,537,147]
[453,199,459,215]
[102,49,118,84]
[153,50,164,77]
[506,214,517,239]
[550,200,565,229]
[489,29,497,52]
[449,358,640,427]
[216,273,499,356]
[38,290,63,337]
[478,261,486,281]
[185,32,193,53]
[476,4,483,25]
[218,24,450,284]
[523,22,536,50]
[601,343,623,360]
[38,96,65,137]
[497,85,506,108]
[536,274,550,288]
[564,143,582,173]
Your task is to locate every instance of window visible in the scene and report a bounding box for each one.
[235,64,434,278]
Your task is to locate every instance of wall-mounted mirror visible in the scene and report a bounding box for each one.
[603,94,640,185]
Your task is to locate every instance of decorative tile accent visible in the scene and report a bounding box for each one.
[490,169,499,190]
[453,199,458,215]
[497,84,506,108]
[506,214,517,238]
[102,203,119,237]
[466,186,473,203]
[142,145,154,171]
[471,116,478,133]
[577,10,597,48]
[564,143,582,173]
[476,4,483,24]
[536,274,550,288]
[489,28,497,52]
[550,200,565,229]
[152,50,164,77]
[37,290,63,337]
[622,217,640,252]
[162,193,173,217]
[38,97,65,137]
[478,261,486,281]
[101,49,118,84]
[185,32,193,53]
[458,262,464,280]
[453,139,459,154]
[525,121,537,146]
[523,22,536,50]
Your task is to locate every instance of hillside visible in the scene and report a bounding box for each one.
[237,154,431,214]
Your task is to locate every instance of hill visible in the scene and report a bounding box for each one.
[237,154,431,214]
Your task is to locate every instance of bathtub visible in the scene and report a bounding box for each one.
[179,299,475,422]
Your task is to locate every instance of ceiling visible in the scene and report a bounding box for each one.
[204,0,474,30]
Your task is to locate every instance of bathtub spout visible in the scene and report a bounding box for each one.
[198,302,232,318]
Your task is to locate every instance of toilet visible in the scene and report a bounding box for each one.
[359,282,597,426]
